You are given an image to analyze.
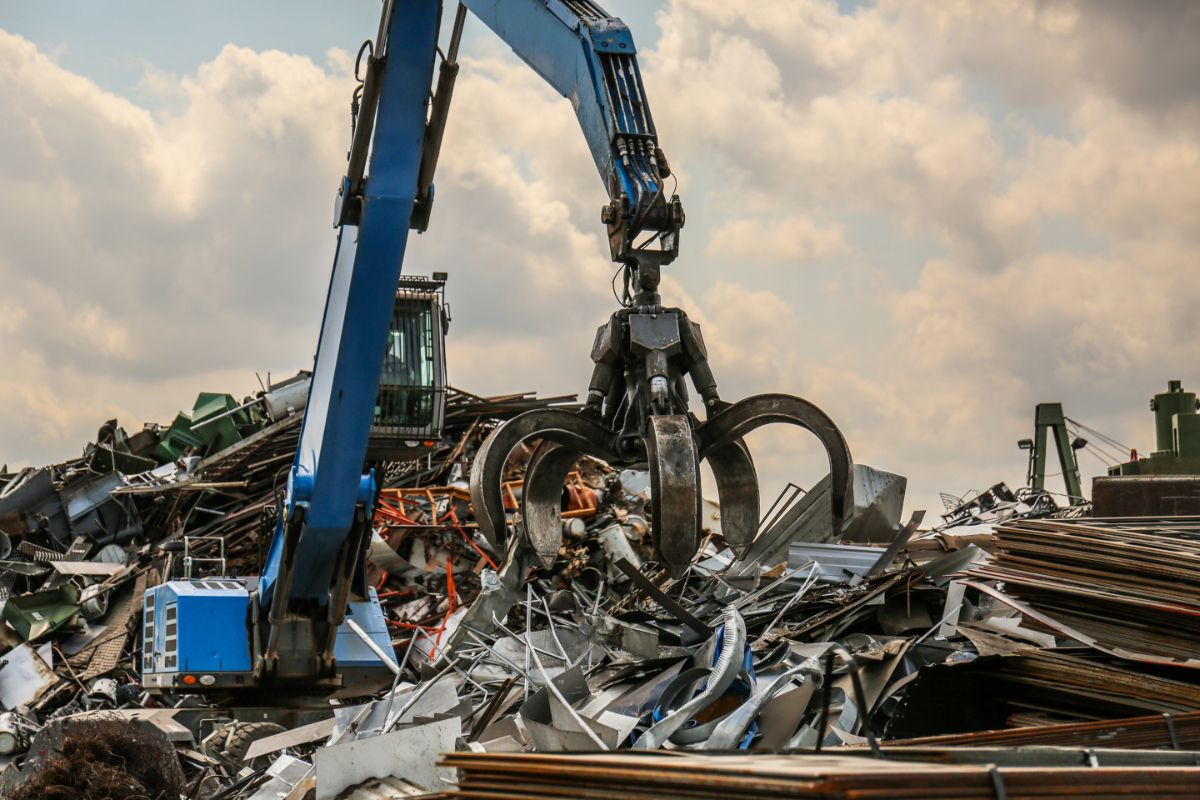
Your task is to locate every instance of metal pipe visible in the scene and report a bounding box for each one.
[523,583,532,699]
[346,617,400,675]
[188,397,262,431]
[378,630,422,726]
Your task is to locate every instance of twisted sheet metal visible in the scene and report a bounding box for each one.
[632,606,746,750]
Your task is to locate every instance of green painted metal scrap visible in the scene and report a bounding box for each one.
[2,583,80,641]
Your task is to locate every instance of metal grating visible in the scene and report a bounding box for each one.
[64,537,91,561]
[17,541,61,562]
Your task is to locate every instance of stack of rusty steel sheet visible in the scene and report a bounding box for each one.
[438,751,1200,799]
[883,647,1200,738]
[888,709,1200,750]
[967,516,1200,663]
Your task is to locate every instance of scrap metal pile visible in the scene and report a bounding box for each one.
[1,377,1200,798]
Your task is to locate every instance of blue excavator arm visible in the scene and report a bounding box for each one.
[247,0,679,685]
[460,0,683,265]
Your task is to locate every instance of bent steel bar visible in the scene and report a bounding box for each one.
[704,438,759,559]
[469,409,615,550]
[697,394,854,536]
[646,414,702,575]
[522,442,588,567]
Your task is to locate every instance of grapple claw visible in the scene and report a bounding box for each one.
[468,409,613,551]
[471,289,854,581]
[704,437,759,559]
[521,442,584,568]
[646,414,702,576]
[697,393,854,537]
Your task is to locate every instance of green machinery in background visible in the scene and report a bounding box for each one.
[1016,381,1200,516]
[1108,380,1200,476]
[153,392,267,463]
[1093,380,1200,516]
[1018,402,1087,504]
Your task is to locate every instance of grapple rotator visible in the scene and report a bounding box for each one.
[470,257,855,576]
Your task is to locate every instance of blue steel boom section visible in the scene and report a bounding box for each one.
[461,0,681,266]
[142,0,856,694]
[161,0,683,689]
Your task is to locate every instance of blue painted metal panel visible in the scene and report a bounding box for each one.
[333,591,393,669]
[178,593,253,673]
[584,18,636,52]
[143,581,252,676]
[461,0,662,218]
[461,0,620,188]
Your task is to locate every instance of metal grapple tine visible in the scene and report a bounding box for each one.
[469,409,614,550]
[697,394,854,537]
[704,438,759,559]
[521,442,584,568]
[646,414,702,576]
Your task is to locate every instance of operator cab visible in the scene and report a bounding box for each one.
[367,272,449,461]
[142,274,449,696]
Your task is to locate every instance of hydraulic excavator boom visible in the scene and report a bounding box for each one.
[142,0,853,695]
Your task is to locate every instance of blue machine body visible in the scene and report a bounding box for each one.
[259,0,442,606]
[142,579,252,690]
[142,579,393,691]
[143,0,668,693]
[334,597,394,669]
[462,0,659,204]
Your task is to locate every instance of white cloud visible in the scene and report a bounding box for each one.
[707,215,848,264]
[650,3,1017,272]
[0,32,360,462]
[645,0,1200,512]
[882,0,1200,117]
[2,1,1198,524]
[0,30,618,465]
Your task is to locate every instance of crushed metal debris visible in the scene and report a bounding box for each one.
[2,374,1200,798]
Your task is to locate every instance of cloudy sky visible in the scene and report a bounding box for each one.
[1,0,1197,519]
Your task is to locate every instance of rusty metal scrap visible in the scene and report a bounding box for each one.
[439,750,1200,799]
[889,709,1200,750]
[971,516,1200,663]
